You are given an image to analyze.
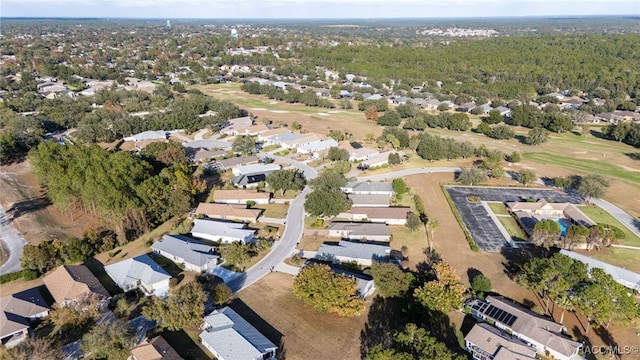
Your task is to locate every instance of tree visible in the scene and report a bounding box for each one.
[49,293,102,333]
[212,283,232,305]
[371,262,410,298]
[293,263,364,316]
[531,219,562,248]
[392,178,408,195]
[142,281,207,331]
[414,262,466,314]
[457,167,487,186]
[304,187,351,217]
[471,274,492,296]
[506,151,521,163]
[388,152,401,165]
[365,106,379,122]
[328,129,346,141]
[476,122,490,134]
[437,102,450,111]
[426,219,439,254]
[486,124,515,140]
[266,169,305,196]
[365,324,465,360]
[291,121,301,130]
[81,319,135,360]
[576,174,610,199]
[525,127,549,145]
[564,225,589,249]
[406,212,422,232]
[327,147,349,161]
[232,135,257,155]
[518,169,536,187]
[485,109,503,124]
[0,338,63,360]
[377,110,401,127]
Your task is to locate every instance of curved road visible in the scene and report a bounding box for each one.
[229,154,317,293]
[0,207,27,275]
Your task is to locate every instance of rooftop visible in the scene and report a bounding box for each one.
[191,219,256,241]
[151,235,219,268]
[342,181,393,193]
[317,240,390,262]
[213,189,271,201]
[0,287,50,339]
[350,207,412,220]
[348,194,390,206]
[194,203,262,221]
[328,222,391,238]
[465,322,537,360]
[43,265,110,305]
[104,255,171,291]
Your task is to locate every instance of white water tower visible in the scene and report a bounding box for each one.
[231,28,238,39]
[166,20,171,27]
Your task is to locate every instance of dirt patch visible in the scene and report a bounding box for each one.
[0,161,101,245]
[236,272,368,360]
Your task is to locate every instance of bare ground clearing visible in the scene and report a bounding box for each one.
[0,161,101,245]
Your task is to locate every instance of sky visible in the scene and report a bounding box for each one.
[2,0,639,19]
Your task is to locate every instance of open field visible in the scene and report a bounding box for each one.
[589,247,640,273]
[390,226,428,269]
[579,205,640,247]
[255,203,289,218]
[236,272,369,360]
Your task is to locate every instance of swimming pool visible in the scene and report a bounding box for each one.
[551,218,570,236]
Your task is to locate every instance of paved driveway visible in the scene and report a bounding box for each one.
[0,207,27,275]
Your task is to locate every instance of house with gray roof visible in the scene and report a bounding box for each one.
[262,132,300,146]
[316,241,390,266]
[494,106,512,117]
[152,235,219,272]
[0,287,50,347]
[425,98,441,110]
[329,266,376,298]
[232,163,281,177]
[466,296,582,360]
[199,307,277,360]
[328,222,391,242]
[191,219,256,244]
[104,255,171,297]
[184,139,233,151]
[123,130,168,142]
[341,181,394,196]
[348,193,390,207]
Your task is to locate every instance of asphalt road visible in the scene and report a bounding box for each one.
[229,154,318,293]
[0,206,27,275]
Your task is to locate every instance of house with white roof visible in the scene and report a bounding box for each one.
[123,130,168,142]
[191,219,256,244]
[344,146,379,162]
[199,307,277,360]
[361,151,404,169]
[281,135,321,149]
[316,241,390,266]
[328,222,391,242]
[297,139,339,155]
[220,116,254,135]
[232,163,281,177]
[151,235,219,272]
[104,255,171,297]
[341,181,394,196]
[348,193,390,207]
[262,132,300,146]
[328,265,376,298]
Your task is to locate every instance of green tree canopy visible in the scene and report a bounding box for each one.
[142,280,207,331]
[371,262,411,298]
[293,263,365,317]
[232,135,257,155]
[81,319,135,360]
[457,167,488,186]
[414,262,466,314]
[576,174,610,199]
[266,169,305,196]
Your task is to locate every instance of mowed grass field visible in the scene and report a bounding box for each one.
[579,205,640,247]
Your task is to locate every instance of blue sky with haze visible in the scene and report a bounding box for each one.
[2,0,639,18]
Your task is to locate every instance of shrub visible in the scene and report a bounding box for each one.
[22,269,39,281]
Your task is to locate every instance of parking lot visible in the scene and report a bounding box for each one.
[445,186,582,251]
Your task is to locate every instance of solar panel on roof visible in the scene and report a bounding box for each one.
[483,305,518,327]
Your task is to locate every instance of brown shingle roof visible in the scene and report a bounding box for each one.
[131,336,183,360]
[213,189,271,202]
[0,287,50,339]
[43,265,110,305]
[195,203,262,222]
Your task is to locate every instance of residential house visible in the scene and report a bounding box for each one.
[559,250,640,292]
[220,116,254,135]
[123,130,168,142]
[207,156,259,171]
[130,336,183,360]
[341,181,394,196]
[494,106,512,117]
[104,255,171,297]
[339,90,353,98]
[257,127,291,142]
[213,189,271,205]
[467,296,582,360]
[348,194,390,207]
[42,265,110,307]
[410,98,428,108]
[361,151,404,169]
[456,102,477,112]
[595,112,623,123]
[341,143,379,162]
[231,172,271,188]
[613,110,640,121]
[194,203,262,223]
[350,207,413,225]
[477,103,493,114]
[297,139,339,155]
[191,219,256,244]
[464,322,537,360]
[328,222,391,242]
[151,235,219,272]
[281,135,321,149]
[315,88,330,97]
[261,131,300,146]
[199,307,277,360]
[316,240,390,266]
[0,288,50,347]
[424,99,441,110]
[183,139,233,151]
[232,163,281,177]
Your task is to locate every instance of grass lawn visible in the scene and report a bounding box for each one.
[579,205,640,247]
[590,247,640,273]
[298,234,328,251]
[497,217,528,242]
[390,226,428,269]
[487,202,510,215]
[256,203,289,218]
[271,189,300,199]
[522,152,640,187]
[160,328,212,360]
